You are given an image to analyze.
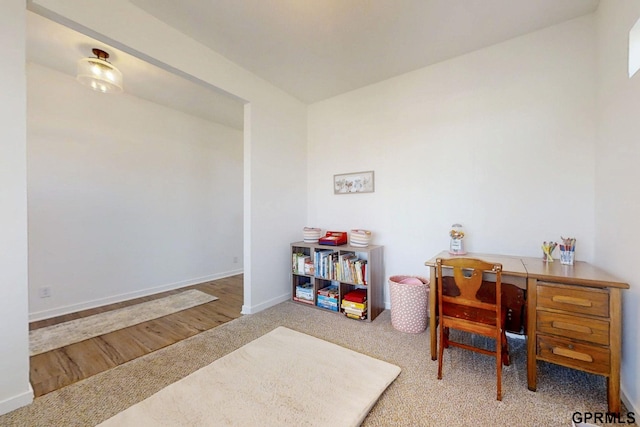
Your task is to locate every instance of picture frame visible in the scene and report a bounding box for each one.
[334,171,375,194]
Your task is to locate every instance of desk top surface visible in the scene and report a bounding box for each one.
[424,251,527,276]
[425,251,629,289]
[521,256,629,289]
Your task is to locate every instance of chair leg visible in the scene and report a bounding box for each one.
[437,324,444,380]
[443,327,450,348]
[501,331,510,366]
[496,332,503,401]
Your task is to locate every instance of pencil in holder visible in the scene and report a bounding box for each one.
[560,250,575,265]
[560,237,576,265]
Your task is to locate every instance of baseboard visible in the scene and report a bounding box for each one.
[241,292,290,315]
[620,387,638,416]
[29,269,244,322]
[0,384,33,416]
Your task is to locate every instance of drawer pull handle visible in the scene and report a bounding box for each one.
[552,346,593,362]
[552,321,592,334]
[552,295,592,307]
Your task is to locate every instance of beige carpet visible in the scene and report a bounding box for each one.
[3,301,636,426]
[98,326,401,426]
[29,289,217,356]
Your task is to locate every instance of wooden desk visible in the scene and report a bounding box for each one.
[425,251,629,413]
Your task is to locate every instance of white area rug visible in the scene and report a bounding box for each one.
[30,289,218,356]
[98,326,401,427]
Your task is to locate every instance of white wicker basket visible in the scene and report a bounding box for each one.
[303,227,322,243]
[350,229,371,247]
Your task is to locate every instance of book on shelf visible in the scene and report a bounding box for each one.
[296,282,313,291]
[292,252,302,273]
[297,255,310,274]
[293,296,314,305]
[344,311,367,320]
[343,289,367,303]
[303,259,314,275]
[317,296,339,306]
[317,294,339,303]
[317,285,339,298]
[356,259,367,285]
[341,300,367,310]
[292,252,310,274]
[295,294,313,302]
[295,282,314,301]
[342,306,367,316]
[317,300,339,311]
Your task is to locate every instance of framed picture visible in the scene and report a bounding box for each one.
[334,171,375,194]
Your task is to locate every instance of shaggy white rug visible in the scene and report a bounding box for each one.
[30,289,217,356]
[98,326,401,427]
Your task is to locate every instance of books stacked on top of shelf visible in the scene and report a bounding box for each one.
[342,289,367,320]
[316,285,339,311]
[294,282,314,305]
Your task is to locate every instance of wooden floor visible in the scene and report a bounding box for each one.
[29,274,243,397]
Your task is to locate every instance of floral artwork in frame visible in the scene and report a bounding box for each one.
[334,171,375,194]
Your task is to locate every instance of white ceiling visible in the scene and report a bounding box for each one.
[131,0,599,103]
[27,1,599,127]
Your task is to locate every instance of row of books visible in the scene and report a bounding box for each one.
[292,252,314,276]
[314,250,368,285]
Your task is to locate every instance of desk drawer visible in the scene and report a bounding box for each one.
[537,311,609,345]
[537,334,610,375]
[537,283,609,318]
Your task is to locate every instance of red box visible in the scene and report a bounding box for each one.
[319,231,348,246]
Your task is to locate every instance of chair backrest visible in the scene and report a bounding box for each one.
[436,257,503,315]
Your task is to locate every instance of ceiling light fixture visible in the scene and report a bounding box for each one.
[77,48,123,93]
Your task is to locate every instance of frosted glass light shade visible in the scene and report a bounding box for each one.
[77,56,123,93]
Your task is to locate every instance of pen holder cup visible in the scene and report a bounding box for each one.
[560,250,575,265]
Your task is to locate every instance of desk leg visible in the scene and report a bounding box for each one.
[526,277,537,391]
[429,265,437,361]
[608,288,622,414]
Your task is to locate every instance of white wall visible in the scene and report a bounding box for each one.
[0,0,33,415]
[28,0,308,312]
[595,0,640,414]
[0,0,307,415]
[27,63,243,320]
[308,16,597,290]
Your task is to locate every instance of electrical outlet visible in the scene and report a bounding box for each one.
[38,287,52,298]
[233,256,239,264]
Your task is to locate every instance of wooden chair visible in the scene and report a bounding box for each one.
[436,257,506,400]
